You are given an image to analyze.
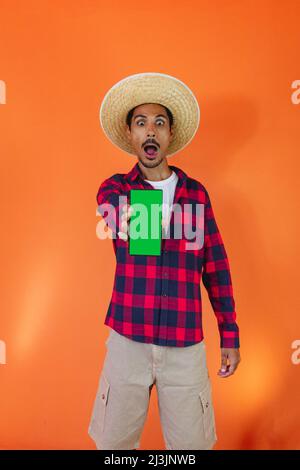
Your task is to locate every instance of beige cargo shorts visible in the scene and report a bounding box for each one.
[88,328,218,450]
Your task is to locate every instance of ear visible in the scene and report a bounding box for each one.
[125,125,131,140]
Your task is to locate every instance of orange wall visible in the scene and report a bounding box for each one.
[0,0,299,450]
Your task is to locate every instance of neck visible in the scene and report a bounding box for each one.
[137,158,172,182]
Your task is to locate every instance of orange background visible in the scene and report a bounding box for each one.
[0,0,299,450]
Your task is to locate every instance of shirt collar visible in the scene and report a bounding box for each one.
[126,161,188,184]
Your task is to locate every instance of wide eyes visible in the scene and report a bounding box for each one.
[137,119,165,126]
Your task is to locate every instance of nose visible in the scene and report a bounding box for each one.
[146,122,156,136]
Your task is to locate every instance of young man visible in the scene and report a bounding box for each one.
[88,72,241,450]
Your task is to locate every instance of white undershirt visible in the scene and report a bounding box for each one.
[144,170,179,235]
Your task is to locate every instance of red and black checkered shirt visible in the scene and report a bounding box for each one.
[96,162,240,348]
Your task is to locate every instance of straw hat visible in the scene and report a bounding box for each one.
[99,72,200,157]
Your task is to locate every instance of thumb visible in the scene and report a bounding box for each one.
[220,353,228,372]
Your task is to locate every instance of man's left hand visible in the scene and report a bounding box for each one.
[218,348,241,378]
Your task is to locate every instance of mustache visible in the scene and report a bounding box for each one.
[142,139,160,148]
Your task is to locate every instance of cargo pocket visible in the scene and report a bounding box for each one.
[89,373,110,436]
[198,380,217,442]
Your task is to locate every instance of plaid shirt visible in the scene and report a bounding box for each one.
[96,162,240,348]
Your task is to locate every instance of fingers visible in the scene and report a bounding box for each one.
[228,363,238,375]
[219,352,228,374]
[118,206,166,240]
[218,350,241,378]
[118,205,134,241]
[217,365,230,377]
[218,363,237,378]
[121,204,134,221]
[118,231,128,241]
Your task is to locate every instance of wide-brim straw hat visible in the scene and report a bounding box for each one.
[99,72,200,157]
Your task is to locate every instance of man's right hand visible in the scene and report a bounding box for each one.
[117,204,167,241]
[117,204,134,241]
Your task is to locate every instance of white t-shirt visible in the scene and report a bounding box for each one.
[144,170,179,236]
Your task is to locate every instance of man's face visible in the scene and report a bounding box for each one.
[125,103,174,168]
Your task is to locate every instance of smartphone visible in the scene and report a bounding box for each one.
[129,189,163,256]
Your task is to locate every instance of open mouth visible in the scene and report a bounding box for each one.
[143,144,159,159]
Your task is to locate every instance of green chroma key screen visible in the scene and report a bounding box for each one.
[129,189,163,256]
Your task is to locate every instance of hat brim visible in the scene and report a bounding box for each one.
[99,72,200,157]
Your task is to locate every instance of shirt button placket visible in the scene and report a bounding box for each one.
[159,243,169,344]
[161,249,169,343]
[161,264,169,300]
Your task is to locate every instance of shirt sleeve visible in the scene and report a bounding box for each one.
[201,187,240,349]
[96,175,127,239]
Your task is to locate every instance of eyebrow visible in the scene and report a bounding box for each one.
[133,114,167,121]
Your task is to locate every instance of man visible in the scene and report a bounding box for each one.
[88,72,241,450]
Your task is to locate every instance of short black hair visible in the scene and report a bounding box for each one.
[126,103,173,131]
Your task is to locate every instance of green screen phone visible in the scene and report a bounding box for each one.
[129,189,163,256]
